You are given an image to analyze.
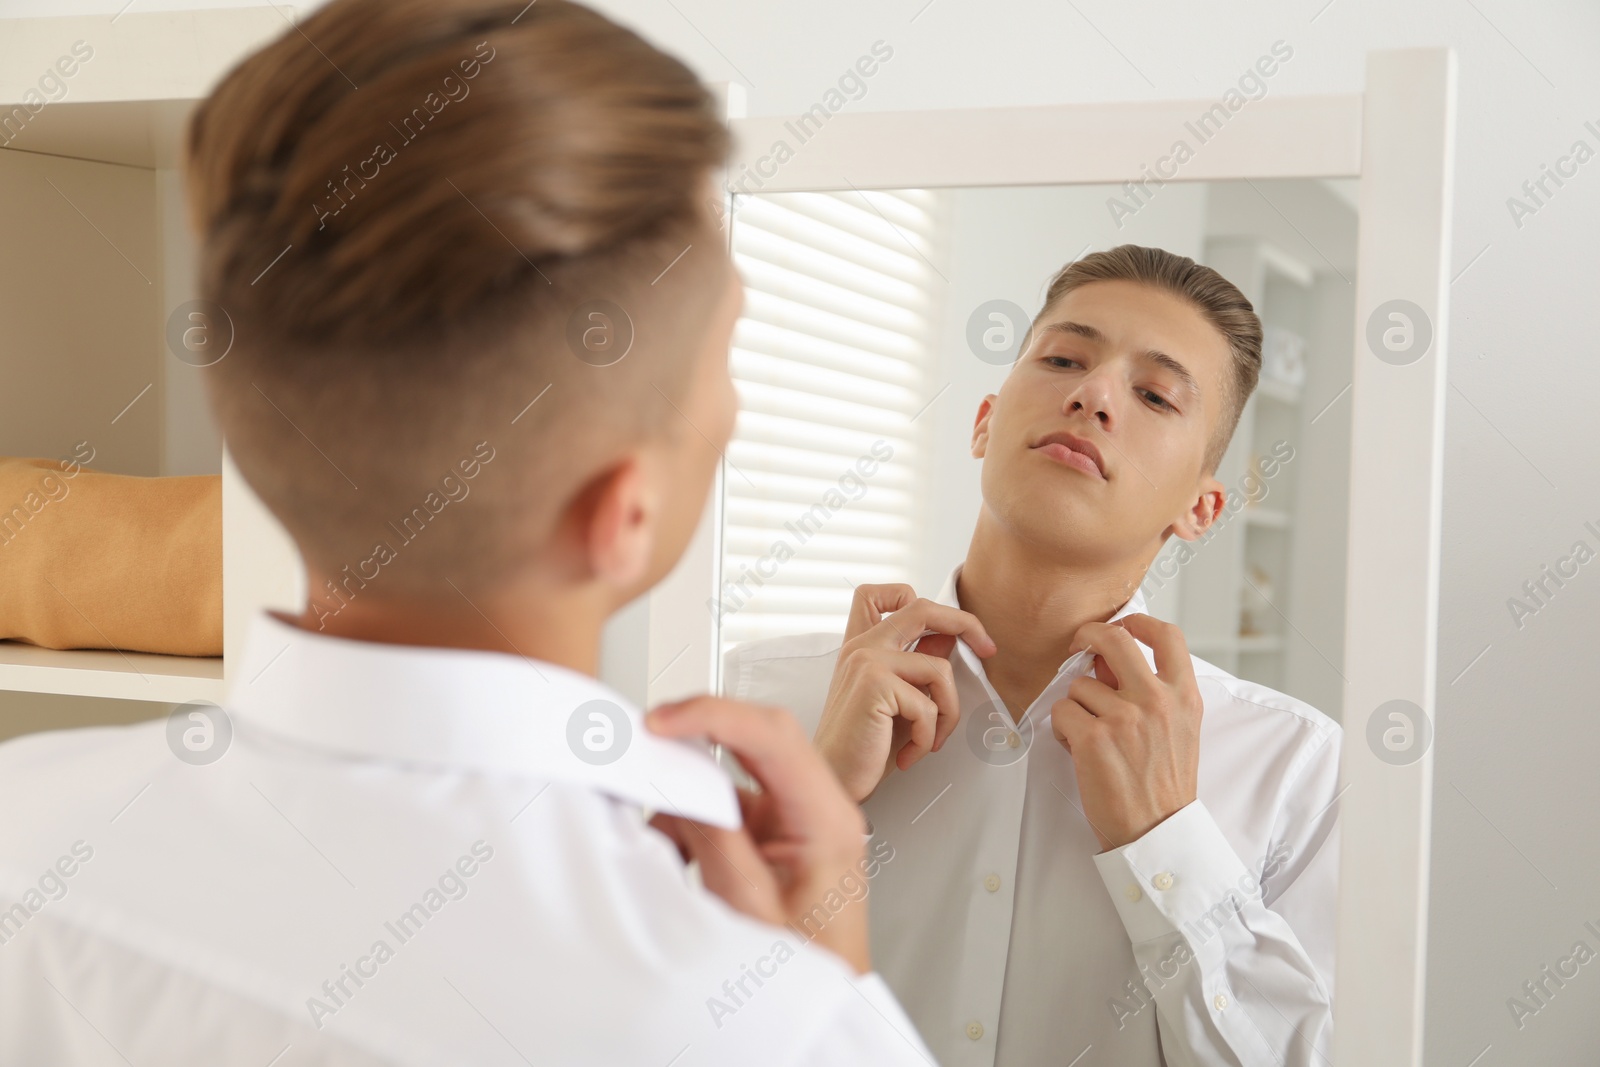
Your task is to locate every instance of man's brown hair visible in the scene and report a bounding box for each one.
[184,0,730,599]
[1032,244,1262,475]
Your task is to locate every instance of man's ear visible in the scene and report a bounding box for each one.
[971,394,999,459]
[1168,475,1227,542]
[571,454,657,589]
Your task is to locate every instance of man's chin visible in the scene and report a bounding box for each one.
[991,494,1105,551]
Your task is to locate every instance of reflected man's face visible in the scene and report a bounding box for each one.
[971,279,1232,566]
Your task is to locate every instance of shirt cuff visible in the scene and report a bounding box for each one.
[1092,799,1258,949]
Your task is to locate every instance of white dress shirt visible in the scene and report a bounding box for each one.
[724,564,1341,1067]
[0,609,934,1067]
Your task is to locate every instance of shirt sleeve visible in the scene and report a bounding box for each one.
[1090,727,1340,1067]
[790,971,939,1066]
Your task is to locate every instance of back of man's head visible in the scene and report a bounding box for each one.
[184,0,730,598]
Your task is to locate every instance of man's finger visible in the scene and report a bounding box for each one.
[1113,613,1197,690]
[1050,695,1098,754]
[656,811,780,923]
[646,697,837,829]
[844,583,918,644]
[1064,673,1127,720]
[869,648,960,752]
[1069,621,1156,696]
[647,811,691,863]
[923,652,962,753]
[890,677,939,771]
[735,786,769,837]
[1091,652,1121,691]
[859,599,997,657]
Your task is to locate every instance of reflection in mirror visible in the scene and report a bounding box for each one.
[715,179,1358,1067]
[718,179,1357,718]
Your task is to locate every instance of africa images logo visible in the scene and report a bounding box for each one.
[566,699,632,766]
[165,700,232,766]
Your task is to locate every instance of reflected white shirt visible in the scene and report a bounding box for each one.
[0,609,934,1067]
[724,564,1341,1067]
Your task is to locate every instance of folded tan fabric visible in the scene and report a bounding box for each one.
[0,456,222,657]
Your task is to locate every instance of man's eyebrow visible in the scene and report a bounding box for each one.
[1142,348,1202,399]
[1040,320,1202,400]
[1043,320,1104,344]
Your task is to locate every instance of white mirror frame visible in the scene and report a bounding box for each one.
[645,49,1455,1067]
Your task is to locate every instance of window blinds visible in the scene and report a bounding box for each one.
[718,189,943,653]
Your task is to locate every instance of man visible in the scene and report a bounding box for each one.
[725,245,1341,1066]
[0,1,934,1063]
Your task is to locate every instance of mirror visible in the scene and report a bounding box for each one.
[711,177,1359,1063]
[718,178,1357,713]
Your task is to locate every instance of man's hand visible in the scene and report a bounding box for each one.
[1049,614,1202,852]
[813,584,996,804]
[645,697,875,974]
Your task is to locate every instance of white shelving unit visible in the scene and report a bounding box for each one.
[0,643,225,704]
[1181,227,1355,719]
[0,9,304,711]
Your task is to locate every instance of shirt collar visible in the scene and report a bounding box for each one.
[933,561,1149,682]
[223,609,740,829]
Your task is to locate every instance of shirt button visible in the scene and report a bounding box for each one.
[1124,884,1142,903]
[966,1021,984,1040]
[1005,731,1020,748]
[1214,993,1230,1011]
[984,873,1001,893]
[1153,871,1175,891]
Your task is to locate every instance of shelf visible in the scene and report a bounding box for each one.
[1,98,197,169]
[1191,634,1286,655]
[0,8,287,167]
[0,9,299,713]
[0,642,223,704]
[1259,243,1314,287]
[1237,635,1285,654]
[1256,377,1302,405]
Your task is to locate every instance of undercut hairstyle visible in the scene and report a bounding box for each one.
[1032,245,1262,476]
[184,0,730,597]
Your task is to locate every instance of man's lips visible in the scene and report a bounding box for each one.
[1031,433,1106,480]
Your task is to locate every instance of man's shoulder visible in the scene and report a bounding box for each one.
[725,632,846,669]
[1191,654,1339,729]
[0,720,168,822]
[722,633,845,736]
[0,717,165,767]
[0,721,898,1064]
[1189,653,1342,768]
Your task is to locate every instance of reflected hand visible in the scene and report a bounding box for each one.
[813,584,996,804]
[1049,614,1202,852]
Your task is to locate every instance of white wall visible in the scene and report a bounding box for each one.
[157,168,223,477]
[17,0,1596,1061]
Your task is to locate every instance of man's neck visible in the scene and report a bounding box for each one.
[957,512,1152,722]
[283,568,608,678]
